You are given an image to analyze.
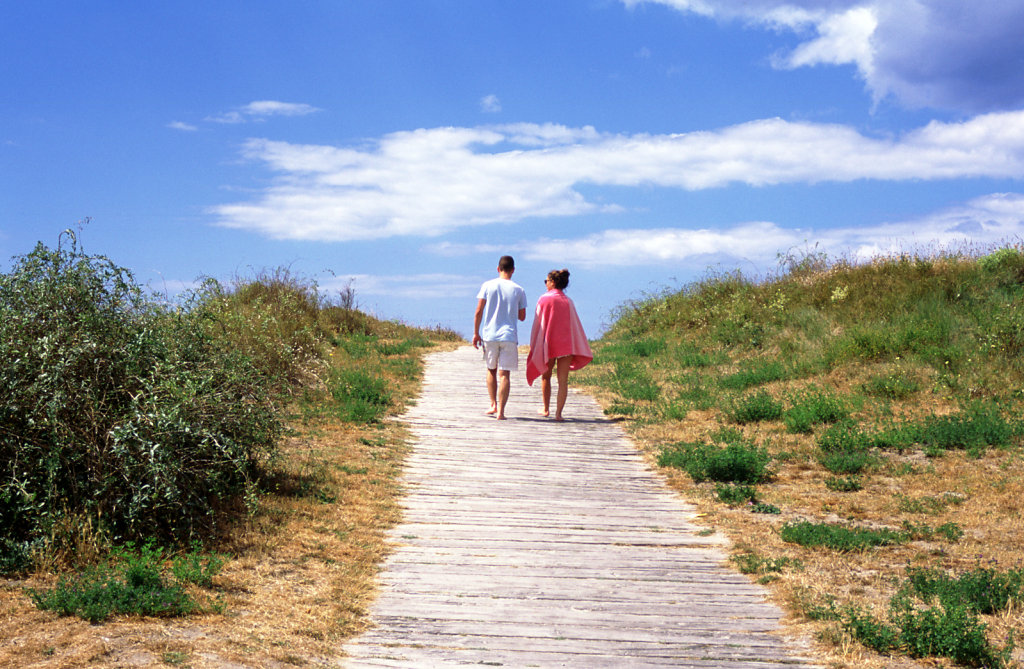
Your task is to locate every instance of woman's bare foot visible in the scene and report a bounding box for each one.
[485,405,497,415]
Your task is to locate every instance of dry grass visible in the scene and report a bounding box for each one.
[0,338,460,669]
[582,360,1024,669]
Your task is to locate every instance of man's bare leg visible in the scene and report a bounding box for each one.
[485,367,498,415]
[554,356,571,421]
[496,369,511,420]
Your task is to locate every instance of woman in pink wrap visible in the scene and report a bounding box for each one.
[527,269,593,420]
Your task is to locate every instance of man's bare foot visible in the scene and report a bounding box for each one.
[496,414,507,420]
[538,408,549,417]
[554,415,564,421]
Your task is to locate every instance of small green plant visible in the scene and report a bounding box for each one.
[714,483,758,506]
[607,361,660,401]
[731,552,801,575]
[900,521,964,543]
[904,566,1024,615]
[658,431,771,484]
[750,502,782,514]
[719,360,789,390]
[728,390,784,424]
[819,450,873,475]
[784,387,848,433]
[28,542,220,623]
[825,475,863,492]
[863,371,921,399]
[895,492,964,515]
[780,521,907,552]
[328,368,392,423]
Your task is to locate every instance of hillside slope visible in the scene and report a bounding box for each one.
[578,248,1024,669]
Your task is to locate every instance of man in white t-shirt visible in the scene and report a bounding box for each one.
[473,255,527,420]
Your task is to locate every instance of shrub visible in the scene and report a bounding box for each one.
[825,475,863,492]
[918,403,1015,454]
[658,432,771,484]
[328,368,392,423]
[905,566,1024,615]
[608,361,660,401]
[719,360,788,390]
[780,521,906,551]
[28,541,223,623]
[784,387,848,433]
[862,370,921,399]
[714,483,757,505]
[0,235,281,550]
[728,390,784,424]
[819,450,873,475]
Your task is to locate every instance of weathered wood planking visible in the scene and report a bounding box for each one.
[341,346,818,668]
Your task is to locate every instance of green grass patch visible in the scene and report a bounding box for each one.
[780,521,907,551]
[784,387,849,433]
[727,390,784,424]
[825,475,863,492]
[29,542,224,623]
[658,430,771,484]
[719,360,789,390]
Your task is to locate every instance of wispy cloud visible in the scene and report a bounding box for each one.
[506,192,1024,268]
[480,94,502,113]
[321,273,481,300]
[206,100,322,124]
[624,0,1024,112]
[213,112,1024,242]
[167,121,198,132]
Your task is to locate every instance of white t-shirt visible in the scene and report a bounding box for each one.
[476,277,527,343]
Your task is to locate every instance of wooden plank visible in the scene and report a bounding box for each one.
[340,346,819,668]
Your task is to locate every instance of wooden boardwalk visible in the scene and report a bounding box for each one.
[342,346,818,668]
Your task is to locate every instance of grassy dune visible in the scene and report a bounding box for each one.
[577,247,1024,668]
[0,235,460,667]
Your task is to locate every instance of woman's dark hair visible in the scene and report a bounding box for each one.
[547,268,570,290]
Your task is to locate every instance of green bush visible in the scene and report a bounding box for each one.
[714,483,757,505]
[862,371,921,399]
[780,521,906,551]
[328,367,392,423]
[29,541,223,623]
[905,566,1024,615]
[784,387,848,433]
[819,450,873,475]
[728,390,784,424]
[658,431,771,484]
[719,360,788,390]
[918,403,1016,454]
[0,235,282,552]
[825,475,863,492]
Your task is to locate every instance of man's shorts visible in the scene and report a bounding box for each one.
[481,340,519,371]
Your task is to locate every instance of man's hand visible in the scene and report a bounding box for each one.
[472,333,483,349]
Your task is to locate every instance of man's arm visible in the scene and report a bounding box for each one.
[472,298,486,348]
[518,307,526,322]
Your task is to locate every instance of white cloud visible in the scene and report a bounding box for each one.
[206,100,321,124]
[241,100,322,117]
[624,0,1024,112]
[509,192,1024,268]
[213,113,1024,241]
[167,121,198,132]
[480,94,502,113]
[321,273,481,300]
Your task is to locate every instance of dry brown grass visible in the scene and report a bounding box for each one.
[582,359,1024,669]
[0,338,460,669]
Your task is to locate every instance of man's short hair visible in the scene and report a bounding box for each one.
[498,255,515,272]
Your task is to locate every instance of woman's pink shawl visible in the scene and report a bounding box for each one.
[526,289,593,386]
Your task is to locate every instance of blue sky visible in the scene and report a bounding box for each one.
[4,1,1024,338]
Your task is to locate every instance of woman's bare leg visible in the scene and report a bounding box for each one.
[554,357,571,420]
[539,362,553,416]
